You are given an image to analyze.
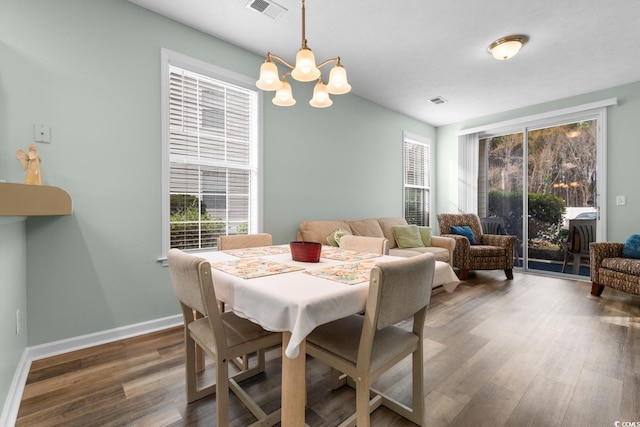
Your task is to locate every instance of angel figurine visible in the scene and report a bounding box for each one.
[16,144,43,185]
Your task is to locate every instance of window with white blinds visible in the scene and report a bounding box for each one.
[403,132,431,227]
[162,50,260,254]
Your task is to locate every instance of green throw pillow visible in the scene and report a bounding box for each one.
[418,226,432,247]
[393,225,425,248]
[326,229,351,246]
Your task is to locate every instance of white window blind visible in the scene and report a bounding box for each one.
[166,63,259,252]
[403,132,431,226]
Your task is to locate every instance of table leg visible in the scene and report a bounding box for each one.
[281,332,306,427]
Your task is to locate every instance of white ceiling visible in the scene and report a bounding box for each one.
[128,0,640,126]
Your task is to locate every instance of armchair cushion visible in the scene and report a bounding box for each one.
[622,234,640,259]
[450,225,477,245]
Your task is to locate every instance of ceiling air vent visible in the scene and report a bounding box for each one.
[429,96,447,105]
[246,0,287,20]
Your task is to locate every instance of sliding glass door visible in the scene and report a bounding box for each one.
[480,117,602,277]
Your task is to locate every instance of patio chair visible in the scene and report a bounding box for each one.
[561,219,596,274]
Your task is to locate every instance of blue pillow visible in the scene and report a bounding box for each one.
[622,234,640,259]
[450,225,477,245]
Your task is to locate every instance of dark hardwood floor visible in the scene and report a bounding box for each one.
[16,270,640,426]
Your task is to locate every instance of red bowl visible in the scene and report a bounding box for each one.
[290,241,322,263]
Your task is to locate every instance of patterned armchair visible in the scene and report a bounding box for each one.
[437,213,516,280]
[589,242,640,296]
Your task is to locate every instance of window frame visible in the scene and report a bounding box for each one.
[402,131,433,227]
[160,48,263,258]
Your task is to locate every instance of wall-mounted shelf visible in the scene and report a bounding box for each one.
[0,182,72,216]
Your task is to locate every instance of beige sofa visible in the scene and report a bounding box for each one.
[296,217,455,266]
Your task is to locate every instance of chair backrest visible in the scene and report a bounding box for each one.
[338,235,389,255]
[366,253,435,330]
[437,213,484,241]
[479,217,507,235]
[218,233,272,250]
[567,219,596,254]
[167,248,223,334]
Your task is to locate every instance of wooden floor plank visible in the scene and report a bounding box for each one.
[16,270,640,426]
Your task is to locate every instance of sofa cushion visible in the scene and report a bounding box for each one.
[622,234,640,259]
[418,226,432,247]
[377,217,409,249]
[450,225,477,245]
[347,219,385,239]
[393,224,425,248]
[299,220,352,244]
[403,246,449,263]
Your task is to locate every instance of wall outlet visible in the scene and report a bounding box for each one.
[34,124,51,143]
[16,309,20,335]
[616,195,626,206]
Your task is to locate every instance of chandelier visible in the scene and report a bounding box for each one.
[255,0,351,108]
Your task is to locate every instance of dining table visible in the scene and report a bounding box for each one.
[196,244,459,426]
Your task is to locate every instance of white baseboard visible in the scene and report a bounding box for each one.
[27,314,182,361]
[0,349,30,427]
[1,314,182,427]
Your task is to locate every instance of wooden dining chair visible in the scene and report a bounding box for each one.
[338,235,389,255]
[218,233,273,251]
[217,233,274,370]
[306,253,436,427]
[167,249,282,427]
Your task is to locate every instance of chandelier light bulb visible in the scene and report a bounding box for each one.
[291,48,321,82]
[272,79,296,106]
[256,60,282,91]
[309,80,332,108]
[326,63,351,95]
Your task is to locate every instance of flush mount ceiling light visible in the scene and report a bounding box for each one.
[487,35,529,61]
[255,0,350,108]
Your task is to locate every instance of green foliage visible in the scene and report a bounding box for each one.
[169,194,227,250]
[488,190,566,243]
[170,194,207,217]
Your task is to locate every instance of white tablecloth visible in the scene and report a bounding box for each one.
[197,247,459,358]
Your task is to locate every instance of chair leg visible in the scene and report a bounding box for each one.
[216,357,230,427]
[355,377,371,427]
[458,269,469,280]
[591,283,605,296]
[505,269,513,280]
[572,254,581,275]
[185,333,198,403]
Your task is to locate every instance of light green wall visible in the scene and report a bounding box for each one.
[0,0,434,357]
[0,219,27,412]
[436,81,640,243]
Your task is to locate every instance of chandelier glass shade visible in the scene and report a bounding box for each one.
[256,0,351,108]
[487,35,529,61]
